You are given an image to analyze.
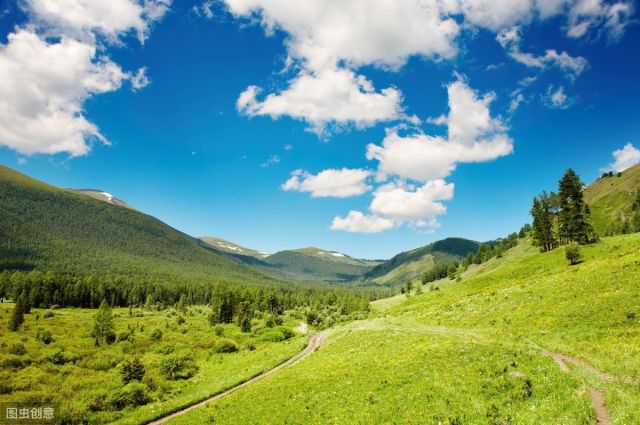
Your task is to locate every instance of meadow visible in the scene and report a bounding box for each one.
[0,303,309,424]
[167,233,640,424]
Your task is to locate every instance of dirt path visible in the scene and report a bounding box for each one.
[535,345,612,425]
[147,331,327,425]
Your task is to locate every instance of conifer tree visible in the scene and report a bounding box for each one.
[558,169,594,244]
[92,299,115,345]
[531,192,556,252]
[7,294,25,331]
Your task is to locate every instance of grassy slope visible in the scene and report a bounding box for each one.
[172,233,640,424]
[0,165,279,285]
[584,162,640,235]
[362,237,480,286]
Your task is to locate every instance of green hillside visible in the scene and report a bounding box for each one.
[262,248,383,283]
[584,162,640,235]
[0,165,287,300]
[172,233,640,424]
[361,237,480,286]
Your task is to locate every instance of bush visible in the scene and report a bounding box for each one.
[150,328,163,341]
[258,326,295,342]
[212,338,239,354]
[43,310,54,318]
[107,382,151,409]
[120,358,145,384]
[158,354,199,380]
[214,325,224,336]
[565,243,582,265]
[9,343,27,356]
[156,344,174,355]
[38,330,53,345]
[117,330,135,343]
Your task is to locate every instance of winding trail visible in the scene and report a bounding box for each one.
[147,331,327,425]
[535,344,613,425]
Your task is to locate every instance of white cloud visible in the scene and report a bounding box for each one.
[497,27,588,79]
[282,168,372,198]
[0,30,126,156]
[226,0,631,132]
[193,1,215,19]
[0,1,169,157]
[260,154,280,167]
[370,180,454,221]
[25,0,171,42]
[236,68,403,134]
[567,0,634,41]
[224,0,459,72]
[509,93,525,113]
[330,211,395,233]
[608,143,640,172]
[366,80,513,181]
[543,85,570,109]
[131,66,150,90]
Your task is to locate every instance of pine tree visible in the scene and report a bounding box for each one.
[558,169,594,244]
[531,192,556,252]
[92,299,115,345]
[7,295,25,331]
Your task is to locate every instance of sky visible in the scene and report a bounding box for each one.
[0,0,639,259]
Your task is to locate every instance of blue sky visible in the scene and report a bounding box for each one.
[1,0,639,259]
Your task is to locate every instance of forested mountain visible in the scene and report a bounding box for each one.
[261,247,383,283]
[361,238,480,286]
[584,162,640,236]
[0,165,377,310]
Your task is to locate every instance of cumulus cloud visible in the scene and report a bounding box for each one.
[366,80,513,182]
[224,0,631,132]
[236,69,403,134]
[25,0,171,42]
[327,78,513,233]
[0,1,170,157]
[608,143,640,172]
[282,168,372,198]
[370,180,454,221]
[330,211,396,233]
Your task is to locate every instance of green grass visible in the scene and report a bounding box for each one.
[0,304,307,424]
[584,162,640,235]
[168,233,640,424]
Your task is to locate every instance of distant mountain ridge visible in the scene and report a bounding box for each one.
[199,238,383,283]
[361,237,481,286]
[66,188,136,210]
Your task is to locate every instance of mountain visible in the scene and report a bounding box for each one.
[584,162,640,235]
[199,236,383,283]
[200,237,270,259]
[0,165,280,287]
[361,237,480,286]
[66,188,136,210]
[262,247,383,282]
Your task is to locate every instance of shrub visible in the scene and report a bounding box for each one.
[565,243,582,265]
[9,343,27,356]
[43,310,54,319]
[158,354,198,380]
[120,358,146,384]
[156,344,174,355]
[258,326,295,342]
[38,330,53,345]
[212,338,239,354]
[117,330,134,343]
[214,325,224,336]
[150,328,163,341]
[176,315,185,325]
[107,382,151,409]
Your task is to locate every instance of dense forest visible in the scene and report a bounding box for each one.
[0,166,380,320]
